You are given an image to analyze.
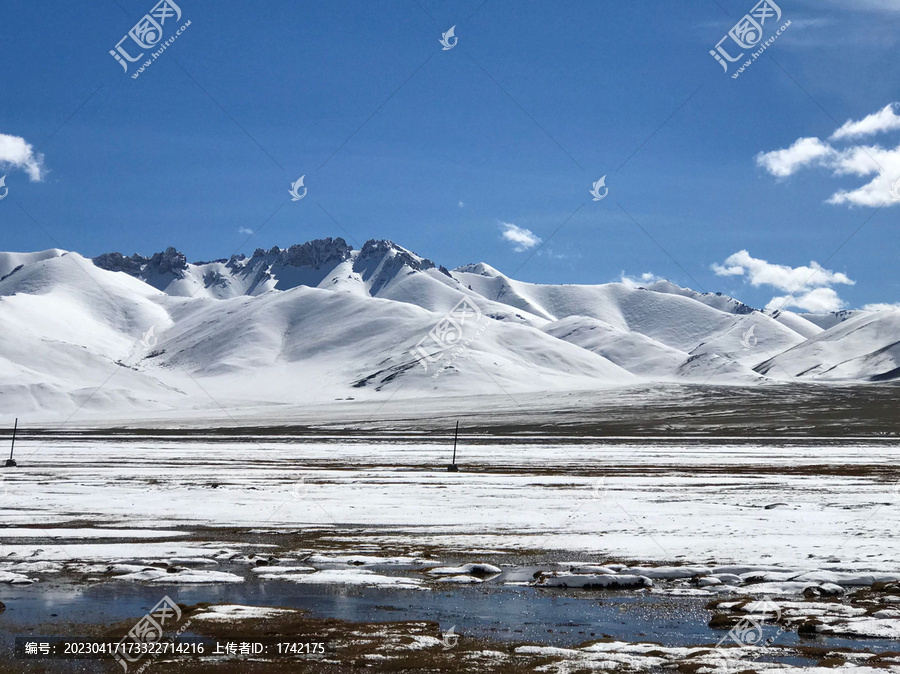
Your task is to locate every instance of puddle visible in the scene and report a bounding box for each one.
[0,577,895,655]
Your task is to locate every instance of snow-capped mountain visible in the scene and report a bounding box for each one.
[0,238,897,421]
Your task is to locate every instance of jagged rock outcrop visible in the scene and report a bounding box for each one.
[92,252,146,275]
[93,247,188,279]
[246,238,353,269]
[355,240,435,273]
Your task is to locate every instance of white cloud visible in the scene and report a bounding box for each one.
[619,272,665,289]
[826,145,900,206]
[537,249,570,260]
[712,250,854,291]
[863,302,900,311]
[238,227,253,235]
[0,133,45,181]
[831,103,900,141]
[766,287,846,313]
[756,137,835,177]
[757,103,900,206]
[713,250,854,313]
[500,222,541,252]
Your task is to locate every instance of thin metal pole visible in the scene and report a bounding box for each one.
[451,420,459,465]
[9,418,17,461]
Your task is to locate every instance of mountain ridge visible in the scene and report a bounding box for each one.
[0,238,896,422]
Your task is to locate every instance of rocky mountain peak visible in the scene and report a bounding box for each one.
[357,239,435,272]
[247,238,353,269]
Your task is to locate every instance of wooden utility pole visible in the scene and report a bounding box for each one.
[5,418,17,467]
[447,420,459,472]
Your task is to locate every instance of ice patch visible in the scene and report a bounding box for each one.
[4,561,62,574]
[794,570,900,586]
[0,570,34,585]
[276,568,426,589]
[115,568,244,584]
[0,528,189,539]
[434,574,483,584]
[426,563,501,577]
[191,604,296,621]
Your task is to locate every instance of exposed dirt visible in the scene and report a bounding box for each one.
[5,383,900,440]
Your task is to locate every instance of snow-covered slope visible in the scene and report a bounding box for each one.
[543,316,689,378]
[756,310,900,382]
[793,309,867,331]
[0,238,895,421]
[450,262,812,380]
[0,252,183,418]
[154,285,636,404]
[768,309,825,340]
[0,249,66,281]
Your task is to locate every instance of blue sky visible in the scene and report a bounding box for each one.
[1,0,899,312]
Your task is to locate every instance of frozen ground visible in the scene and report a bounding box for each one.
[2,436,898,571]
[2,423,899,672]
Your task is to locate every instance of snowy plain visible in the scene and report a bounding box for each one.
[2,430,899,672]
[2,436,898,572]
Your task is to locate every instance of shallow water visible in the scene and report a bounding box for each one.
[0,577,894,655]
